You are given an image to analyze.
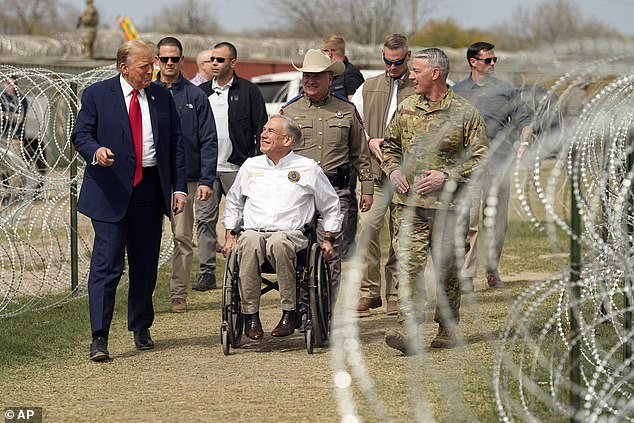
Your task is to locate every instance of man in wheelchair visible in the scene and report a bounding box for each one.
[221,114,342,340]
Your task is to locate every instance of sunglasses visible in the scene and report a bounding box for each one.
[474,56,498,64]
[158,56,181,63]
[210,57,231,63]
[383,55,408,66]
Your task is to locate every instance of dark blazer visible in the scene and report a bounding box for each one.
[72,75,187,222]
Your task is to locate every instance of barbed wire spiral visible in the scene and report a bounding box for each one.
[0,65,175,318]
[330,54,634,422]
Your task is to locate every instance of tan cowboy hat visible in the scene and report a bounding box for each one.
[292,49,345,76]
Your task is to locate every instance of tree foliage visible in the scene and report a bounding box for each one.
[264,0,434,44]
[494,0,621,49]
[145,0,220,35]
[0,0,78,35]
[409,18,493,49]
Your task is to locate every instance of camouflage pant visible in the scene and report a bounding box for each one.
[81,29,97,58]
[392,204,466,328]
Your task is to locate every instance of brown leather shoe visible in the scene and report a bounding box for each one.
[486,272,506,289]
[386,300,399,316]
[356,297,382,316]
[244,313,263,340]
[271,310,298,337]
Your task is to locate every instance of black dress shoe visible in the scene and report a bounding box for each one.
[271,310,298,337]
[243,313,263,340]
[89,337,109,362]
[133,329,155,350]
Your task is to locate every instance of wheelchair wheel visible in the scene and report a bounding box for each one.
[221,249,243,352]
[308,243,331,347]
[220,324,230,355]
[305,326,314,355]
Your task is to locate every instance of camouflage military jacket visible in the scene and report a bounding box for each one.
[282,93,374,195]
[81,5,99,28]
[381,88,489,209]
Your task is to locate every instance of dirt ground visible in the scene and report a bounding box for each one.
[0,265,551,423]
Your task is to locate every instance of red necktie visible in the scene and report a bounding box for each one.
[129,89,143,187]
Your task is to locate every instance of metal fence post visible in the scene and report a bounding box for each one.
[70,82,78,295]
[570,150,582,423]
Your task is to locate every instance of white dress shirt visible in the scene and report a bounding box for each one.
[209,78,239,172]
[222,152,342,232]
[120,75,157,167]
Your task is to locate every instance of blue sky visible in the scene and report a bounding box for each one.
[68,0,634,36]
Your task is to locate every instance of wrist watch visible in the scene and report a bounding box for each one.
[325,235,336,243]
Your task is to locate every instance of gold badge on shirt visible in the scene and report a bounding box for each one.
[288,170,300,183]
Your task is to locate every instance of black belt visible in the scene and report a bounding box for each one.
[249,228,279,233]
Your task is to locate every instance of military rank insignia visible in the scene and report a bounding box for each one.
[287,170,301,183]
[335,111,343,118]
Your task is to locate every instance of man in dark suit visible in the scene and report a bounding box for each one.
[72,39,187,362]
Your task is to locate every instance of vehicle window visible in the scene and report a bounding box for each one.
[272,82,290,103]
[255,81,288,103]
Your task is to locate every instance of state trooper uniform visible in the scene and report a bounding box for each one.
[282,92,373,296]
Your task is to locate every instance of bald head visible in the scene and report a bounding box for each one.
[195,49,214,81]
[196,49,213,66]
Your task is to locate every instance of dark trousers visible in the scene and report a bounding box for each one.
[341,169,358,256]
[88,167,164,338]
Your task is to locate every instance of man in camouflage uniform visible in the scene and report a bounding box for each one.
[281,49,374,298]
[78,0,99,59]
[382,48,488,351]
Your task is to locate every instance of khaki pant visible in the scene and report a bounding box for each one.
[461,172,510,279]
[357,176,398,301]
[237,230,308,315]
[170,181,199,299]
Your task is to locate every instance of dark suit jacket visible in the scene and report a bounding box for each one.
[72,75,187,222]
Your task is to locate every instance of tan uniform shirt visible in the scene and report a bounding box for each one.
[282,94,374,195]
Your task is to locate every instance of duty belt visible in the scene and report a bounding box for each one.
[327,163,351,189]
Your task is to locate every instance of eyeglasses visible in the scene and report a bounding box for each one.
[383,55,408,66]
[210,57,231,63]
[158,56,181,63]
[474,56,498,64]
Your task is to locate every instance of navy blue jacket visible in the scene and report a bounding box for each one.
[153,73,217,187]
[199,74,268,166]
[72,75,187,222]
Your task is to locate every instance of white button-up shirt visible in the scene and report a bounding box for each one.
[120,75,157,167]
[222,152,342,232]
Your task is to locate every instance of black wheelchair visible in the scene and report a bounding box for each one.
[220,223,332,355]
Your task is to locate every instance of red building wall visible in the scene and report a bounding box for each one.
[180,58,295,80]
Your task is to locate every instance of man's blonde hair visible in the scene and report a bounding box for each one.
[116,39,156,69]
[321,35,345,57]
